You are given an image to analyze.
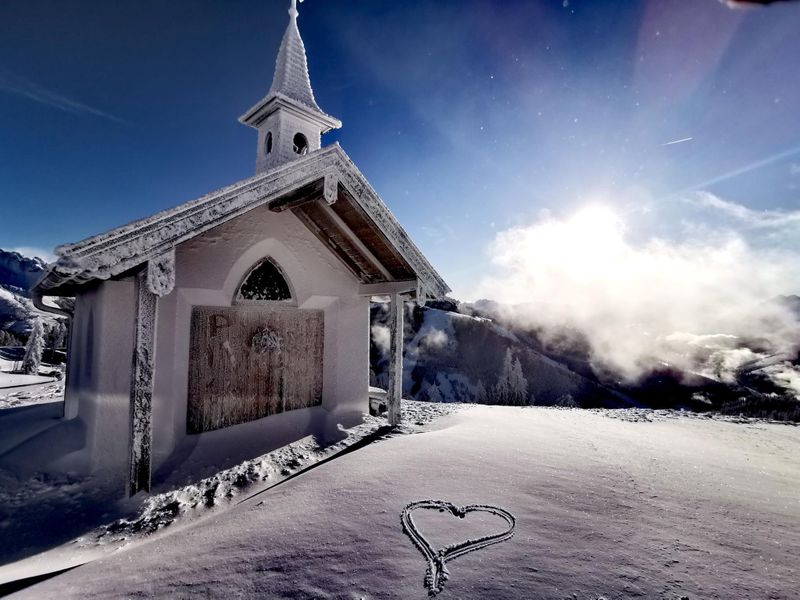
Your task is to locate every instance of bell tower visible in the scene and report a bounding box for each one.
[239,0,342,174]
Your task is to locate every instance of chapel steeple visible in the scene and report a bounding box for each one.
[239,0,342,174]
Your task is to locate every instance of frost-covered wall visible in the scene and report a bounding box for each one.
[150,202,369,471]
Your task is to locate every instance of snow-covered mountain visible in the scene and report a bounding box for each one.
[371,297,800,419]
[370,300,620,407]
[0,249,51,337]
[0,249,46,295]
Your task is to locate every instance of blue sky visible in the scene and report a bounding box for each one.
[2,0,800,299]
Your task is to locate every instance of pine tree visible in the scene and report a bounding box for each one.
[489,350,530,406]
[45,321,68,364]
[510,357,529,406]
[554,393,578,408]
[493,349,514,405]
[425,381,444,404]
[55,321,67,349]
[474,379,488,404]
[22,319,45,375]
[8,331,23,346]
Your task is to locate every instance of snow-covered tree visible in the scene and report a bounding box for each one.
[22,319,45,375]
[474,379,488,404]
[493,349,529,406]
[510,356,529,406]
[554,393,579,408]
[424,381,444,403]
[46,321,67,351]
[0,330,23,347]
[492,349,514,405]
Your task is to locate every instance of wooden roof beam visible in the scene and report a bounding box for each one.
[358,280,417,297]
[292,204,380,283]
[268,178,324,213]
[314,201,394,282]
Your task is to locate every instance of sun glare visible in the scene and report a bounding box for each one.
[569,205,624,241]
[557,205,627,275]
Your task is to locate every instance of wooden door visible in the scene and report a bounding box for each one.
[187,305,323,434]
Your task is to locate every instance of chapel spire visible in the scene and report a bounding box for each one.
[269,0,322,113]
[239,0,341,174]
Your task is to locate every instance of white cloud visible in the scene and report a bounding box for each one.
[476,203,800,382]
[422,328,449,350]
[371,325,391,354]
[689,192,800,231]
[762,363,800,396]
[10,246,56,263]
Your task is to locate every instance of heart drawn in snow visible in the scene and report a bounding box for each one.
[400,499,516,596]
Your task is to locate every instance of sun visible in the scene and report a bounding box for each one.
[556,205,627,273]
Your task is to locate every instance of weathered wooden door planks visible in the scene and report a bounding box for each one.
[187,305,323,434]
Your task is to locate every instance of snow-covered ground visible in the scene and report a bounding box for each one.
[0,373,53,389]
[5,405,798,599]
[0,400,457,589]
[1,349,64,410]
[0,379,63,410]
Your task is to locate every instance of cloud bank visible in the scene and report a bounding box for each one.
[476,199,800,385]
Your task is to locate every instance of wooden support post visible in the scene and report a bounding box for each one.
[128,269,158,496]
[386,292,404,427]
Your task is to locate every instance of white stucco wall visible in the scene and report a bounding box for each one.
[256,110,322,174]
[64,279,137,481]
[150,203,370,473]
[61,202,370,487]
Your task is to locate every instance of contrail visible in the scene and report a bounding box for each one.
[0,68,124,123]
[684,141,800,192]
[662,137,693,146]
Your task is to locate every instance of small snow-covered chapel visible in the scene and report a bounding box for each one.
[32,0,449,496]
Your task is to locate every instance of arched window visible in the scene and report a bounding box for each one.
[293,133,309,155]
[236,258,292,303]
[265,132,273,155]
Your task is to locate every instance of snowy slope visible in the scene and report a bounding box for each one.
[9,406,799,599]
[460,299,800,415]
[371,304,617,407]
[0,287,38,337]
[0,249,52,337]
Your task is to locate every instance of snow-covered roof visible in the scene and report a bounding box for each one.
[270,12,319,113]
[34,144,450,299]
[239,7,341,132]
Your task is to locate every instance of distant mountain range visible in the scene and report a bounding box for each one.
[2,247,798,419]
